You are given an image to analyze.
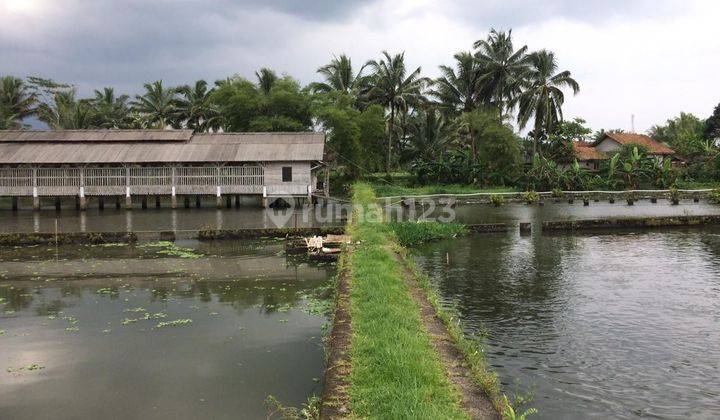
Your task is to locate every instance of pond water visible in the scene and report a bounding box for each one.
[393,198,720,226]
[0,240,335,420]
[0,205,345,234]
[415,227,720,419]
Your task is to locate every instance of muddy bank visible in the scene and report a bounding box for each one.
[542,215,720,231]
[320,254,353,419]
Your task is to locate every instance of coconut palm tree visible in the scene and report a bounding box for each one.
[0,76,37,128]
[255,68,278,95]
[131,81,179,129]
[90,87,130,128]
[474,29,530,117]
[428,52,485,114]
[36,89,92,129]
[516,50,579,155]
[364,51,427,173]
[176,80,219,132]
[310,54,368,95]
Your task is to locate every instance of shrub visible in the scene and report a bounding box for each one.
[523,190,540,204]
[490,194,506,206]
[551,188,564,198]
[709,189,720,204]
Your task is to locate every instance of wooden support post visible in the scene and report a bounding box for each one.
[32,168,39,211]
[226,195,232,209]
[234,194,240,208]
[155,196,161,209]
[125,186,132,210]
[216,186,222,209]
[195,195,201,208]
[99,197,105,211]
[11,197,18,212]
[75,196,80,210]
[55,197,61,212]
[184,196,190,209]
[171,186,177,209]
[115,196,121,210]
[79,187,86,211]
[141,196,148,209]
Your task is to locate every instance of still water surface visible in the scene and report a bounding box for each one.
[415,227,720,419]
[0,240,334,419]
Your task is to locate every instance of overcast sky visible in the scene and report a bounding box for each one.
[1,0,719,132]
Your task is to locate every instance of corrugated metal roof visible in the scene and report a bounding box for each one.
[0,129,194,142]
[0,130,325,163]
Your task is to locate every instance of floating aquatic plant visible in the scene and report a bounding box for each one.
[156,319,192,328]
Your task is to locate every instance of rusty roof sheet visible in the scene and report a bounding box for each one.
[573,142,607,160]
[598,132,675,155]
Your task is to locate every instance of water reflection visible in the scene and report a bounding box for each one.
[0,240,335,420]
[0,204,346,234]
[415,229,720,419]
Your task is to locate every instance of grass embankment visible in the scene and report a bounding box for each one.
[347,183,470,419]
[371,183,517,198]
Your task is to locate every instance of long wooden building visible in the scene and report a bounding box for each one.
[0,130,326,210]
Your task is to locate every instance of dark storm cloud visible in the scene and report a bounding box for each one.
[0,0,378,94]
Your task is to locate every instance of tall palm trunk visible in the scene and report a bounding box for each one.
[387,106,395,175]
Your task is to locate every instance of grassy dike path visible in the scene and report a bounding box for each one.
[321,183,505,419]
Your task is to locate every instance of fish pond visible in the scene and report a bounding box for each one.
[0,240,335,419]
[414,226,720,419]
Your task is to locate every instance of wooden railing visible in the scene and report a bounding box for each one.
[0,165,266,196]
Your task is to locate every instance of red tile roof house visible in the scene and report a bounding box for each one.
[565,133,677,172]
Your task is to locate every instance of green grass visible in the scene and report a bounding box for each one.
[388,221,468,247]
[347,182,469,419]
[372,183,517,198]
[674,180,720,190]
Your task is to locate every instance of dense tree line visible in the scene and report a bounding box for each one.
[1,28,719,190]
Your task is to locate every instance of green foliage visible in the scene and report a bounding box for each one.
[211,75,311,132]
[551,188,564,198]
[649,112,708,158]
[705,102,720,141]
[501,395,538,420]
[523,190,540,203]
[709,189,720,204]
[387,221,467,246]
[410,108,521,186]
[490,194,506,206]
[314,96,386,179]
[265,394,320,420]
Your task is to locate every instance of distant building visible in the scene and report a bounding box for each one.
[0,130,326,210]
[593,132,675,158]
[569,132,676,172]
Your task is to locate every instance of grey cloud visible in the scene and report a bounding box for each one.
[451,0,684,28]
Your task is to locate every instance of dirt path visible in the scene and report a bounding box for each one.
[396,251,500,420]
[319,259,352,419]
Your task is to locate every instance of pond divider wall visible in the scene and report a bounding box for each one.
[383,188,714,204]
[0,226,346,246]
[467,223,509,232]
[542,215,720,231]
